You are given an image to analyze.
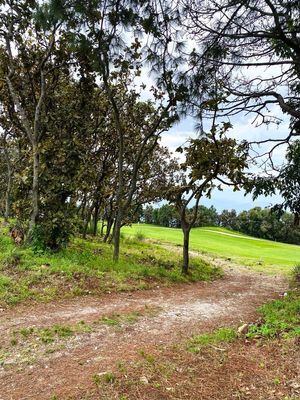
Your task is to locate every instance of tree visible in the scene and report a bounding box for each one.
[0,127,18,223]
[167,122,247,274]
[194,205,218,227]
[218,209,238,231]
[69,0,183,261]
[183,0,300,152]
[248,140,300,226]
[0,0,71,234]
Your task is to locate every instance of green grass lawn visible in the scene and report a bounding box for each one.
[122,224,300,273]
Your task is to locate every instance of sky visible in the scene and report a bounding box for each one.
[160,111,287,212]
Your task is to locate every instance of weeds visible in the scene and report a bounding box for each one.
[93,372,116,386]
[100,307,160,328]
[247,290,300,339]
[291,264,300,287]
[134,231,145,242]
[0,222,222,306]
[187,327,237,353]
[12,321,93,345]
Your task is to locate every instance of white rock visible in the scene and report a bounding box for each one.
[238,323,249,335]
[140,376,149,384]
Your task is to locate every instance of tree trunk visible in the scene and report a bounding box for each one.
[79,195,87,218]
[113,215,122,262]
[4,148,12,223]
[100,219,106,237]
[82,206,93,239]
[29,144,39,232]
[182,227,190,274]
[103,217,113,243]
[4,167,12,223]
[92,201,101,236]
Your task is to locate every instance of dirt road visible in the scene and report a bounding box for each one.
[0,264,287,400]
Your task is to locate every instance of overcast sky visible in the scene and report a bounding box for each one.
[160,112,286,212]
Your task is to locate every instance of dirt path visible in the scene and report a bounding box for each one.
[202,229,262,240]
[0,261,287,400]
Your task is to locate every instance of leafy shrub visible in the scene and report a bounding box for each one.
[28,214,79,252]
[28,224,47,253]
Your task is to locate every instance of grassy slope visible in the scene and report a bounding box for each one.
[0,223,221,306]
[122,224,300,273]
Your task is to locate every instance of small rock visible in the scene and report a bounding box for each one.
[140,376,149,384]
[238,323,249,335]
[289,380,300,390]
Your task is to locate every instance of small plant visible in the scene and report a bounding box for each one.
[101,315,121,326]
[27,224,47,253]
[10,338,17,346]
[94,372,116,385]
[134,231,145,242]
[138,350,156,364]
[291,264,300,287]
[117,361,127,373]
[93,374,102,386]
[103,372,116,384]
[187,327,237,353]
[273,377,281,385]
[19,327,34,338]
[0,275,12,289]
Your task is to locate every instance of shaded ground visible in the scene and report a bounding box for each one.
[0,257,290,400]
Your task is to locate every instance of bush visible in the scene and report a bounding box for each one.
[134,231,145,242]
[28,214,79,252]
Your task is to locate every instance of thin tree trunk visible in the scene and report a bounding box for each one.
[29,144,39,231]
[92,201,101,236]
[4,167,12,223]
[82,206,93,239]
[3,146,12,223]
[113,217,122,261]
[79,195,87,219]
[182,226,190,274]
[100,218,106,237]
[103,217,113,243]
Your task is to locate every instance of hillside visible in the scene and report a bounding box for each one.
[122,224,300,273]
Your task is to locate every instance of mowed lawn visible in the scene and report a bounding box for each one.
[122,224,300,273]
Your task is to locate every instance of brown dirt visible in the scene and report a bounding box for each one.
[0,261,291,400]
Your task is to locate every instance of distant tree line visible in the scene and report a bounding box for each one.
[141,205,300,245]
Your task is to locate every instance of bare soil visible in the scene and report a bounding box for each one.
[0,259,294,400]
